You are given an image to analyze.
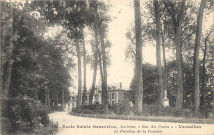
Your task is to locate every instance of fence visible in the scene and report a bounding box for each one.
[70,112,214,124]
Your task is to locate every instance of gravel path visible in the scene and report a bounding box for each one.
[49,112,214,135]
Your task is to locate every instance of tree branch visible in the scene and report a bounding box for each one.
[177,0,186,25]
[163,0,177,25]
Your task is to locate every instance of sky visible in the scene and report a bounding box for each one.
[84,0,158,91]
[84,0,214,91]
[44,0,213,93]
[105,0,135,89]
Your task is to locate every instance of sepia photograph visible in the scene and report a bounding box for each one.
[0,0,214,134]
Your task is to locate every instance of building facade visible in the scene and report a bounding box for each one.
[81,82,129,106]
[65,91,76,112]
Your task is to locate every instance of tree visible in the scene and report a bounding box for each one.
[201,28,214,108]
[133,0,143,113]
[87,0,111,106]
[0,0,72,108]
[154,0,164,106]
[193,0,208,115]
[164,0,186,110]
[1,2,14,98]
[129,63,159,105]
[89,0,99,105]
[98,47,104,94]
[31,0,90,107]
[210,35,214,116]
[125,27,136,64]
[82,30,87,105]
[74,37,82,107]
[99,28,108,106]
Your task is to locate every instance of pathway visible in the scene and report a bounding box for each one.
[49,112,214,135]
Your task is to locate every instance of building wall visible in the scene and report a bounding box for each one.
[66,96,76,112]
[82,89,102,105]
[108,91,117,105]
[80,89,129,106]
[107,90,129,105]
[117,91,128,104]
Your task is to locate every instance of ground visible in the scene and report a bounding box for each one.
[49,112,214,135]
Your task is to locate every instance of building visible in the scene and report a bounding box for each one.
[107,89,129,105]
[65,91,76,112]
[82,88,102,105]
[81,82,130,106]
[65,82,130,112]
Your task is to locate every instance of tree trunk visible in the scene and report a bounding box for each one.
[161,29,168,98]
[0,2,3,97]
[98,50,104,88]
[55,92,59,106]
[212,43,214,115]
[154,0,164,106]
[45,90,48,105]
[201,37,207,107]
[99,31,108,106]
[76,39,82,108]
[62,88,65,111]
[161,15,168,101]
[89,54,98,105]
[89,10,99,105]
[3,3,14,98]
[165,0,185,110]
[45,89,50,106]
[202,29,214,108]
[193,0,207,115]
[134,0,143,113]
[174,26,184,110]
[82,31,87,105]
[48,89,50,107]
[0,4,3,131]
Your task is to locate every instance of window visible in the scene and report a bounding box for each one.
[112,93,114,99]
[124,93,126,99]
[112,101,115,105]
[107,93,109,98]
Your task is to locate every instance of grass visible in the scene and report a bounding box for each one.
[70,112,214,124]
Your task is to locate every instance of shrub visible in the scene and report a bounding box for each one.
[72,104,106,114]
[1,96,50,132]
[172,108,193,117]
[140,104,194,117]
[112,104,129,115]
[141,104,163,116]
[50,105,63,112]
[72,103,195,118]
[161,106,174,116]
[108,101,131,115]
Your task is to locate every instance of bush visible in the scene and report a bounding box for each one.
[72,103,195,118]
[139,104,194,117]
[162,106,174,116]
[140,104,163,116]
[172,108,193,117]
[72,104,106,114]
[1,96,50,132]
[112,103,131,115]
[50,105,64,112]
